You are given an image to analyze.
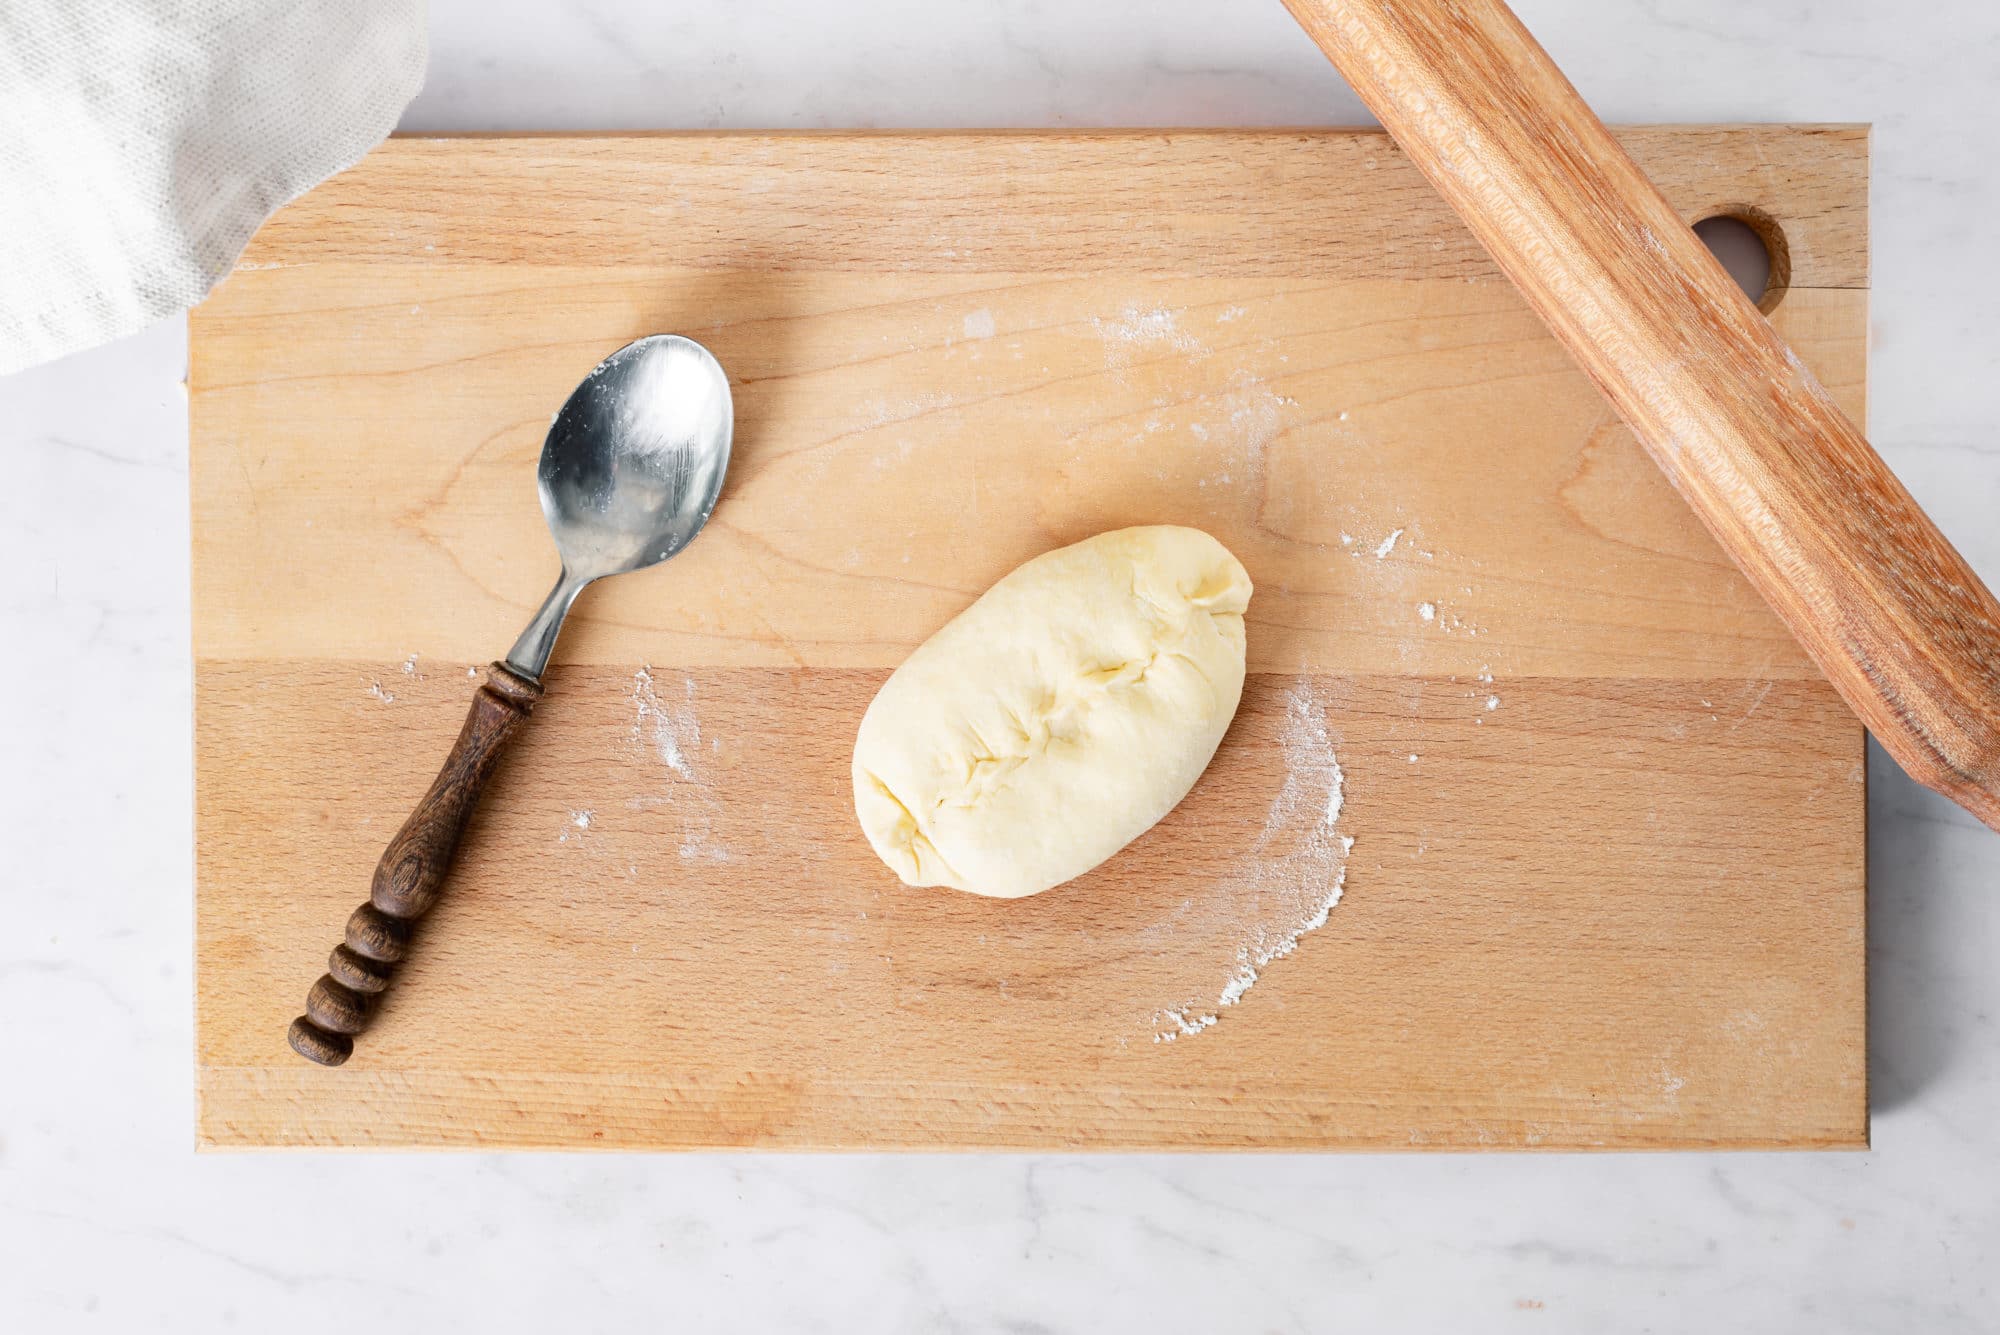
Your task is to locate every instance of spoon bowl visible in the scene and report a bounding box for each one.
[509,335,733,677]
[542,334,734,578]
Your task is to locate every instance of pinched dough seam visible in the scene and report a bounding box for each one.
[931,641,1217,815]
[861,767,963,883]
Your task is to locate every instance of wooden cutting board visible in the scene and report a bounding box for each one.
[192,127,1868,1150]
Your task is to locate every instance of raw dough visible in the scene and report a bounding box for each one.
[852,526,1252,898]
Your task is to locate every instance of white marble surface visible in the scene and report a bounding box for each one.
[4,1,1998,1329]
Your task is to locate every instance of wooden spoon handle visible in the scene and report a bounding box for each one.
[288,662,543,1065]
[1281,0,2000,828]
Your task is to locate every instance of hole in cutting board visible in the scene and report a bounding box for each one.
[1693,211,1789,313]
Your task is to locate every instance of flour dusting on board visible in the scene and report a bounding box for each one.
[1188,371,1298,492]
[633,664,700,780]
[629,665,731,863]
[1150,678,1353,1043]
[1093,304,1204,365]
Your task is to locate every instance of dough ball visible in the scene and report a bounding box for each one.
[852,526,1252,898]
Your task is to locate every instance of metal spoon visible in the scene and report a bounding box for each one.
[288,335,734,1066]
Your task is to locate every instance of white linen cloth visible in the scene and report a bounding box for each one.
[0,2,425,374]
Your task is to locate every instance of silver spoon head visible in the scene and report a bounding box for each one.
[538,334,733,580]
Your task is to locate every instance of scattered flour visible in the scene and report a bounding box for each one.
[1418,602,1436,622]
[1431,606,1481,635]
[633,665,700,780]
[558,809,595,844]
[1374,528,1405,559]
[962,308,997,340]
[1156,1008,1219,1040]
[1092,304,1204,364]
[1198,371,1293,482]
[401,653,419,676]
[1151,678,1352,1043]
[365,680,395,704]
[678,829,731,862]
[631,665,731,864]
[1658,1062,1688,1104]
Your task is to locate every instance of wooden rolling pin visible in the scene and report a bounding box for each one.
[1280,0,2000,829]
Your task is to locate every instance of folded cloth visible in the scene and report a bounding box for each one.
[0,1,425,374]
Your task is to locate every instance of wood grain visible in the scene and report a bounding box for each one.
[192,129,1867,1149]
[1283,0,2000,828]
